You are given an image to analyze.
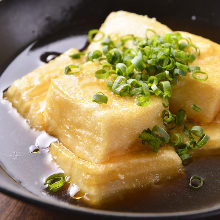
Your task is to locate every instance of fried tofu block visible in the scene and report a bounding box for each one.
[89,11,220,123]
[88,10,172,51]
[44,62,164,162]
[170,32,220,123]
[5,49,84,129]
[50,142,183,205]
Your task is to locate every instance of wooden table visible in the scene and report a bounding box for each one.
[0,193,88,220]
[1,192,220,220]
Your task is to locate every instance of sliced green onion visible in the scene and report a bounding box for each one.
[114,83,131,96]
[189,44,200,56]
[116,63,127,76]
[119,34,135,46]
[189,65,200,72]
[64,64,80,75]
[45,173,66,193]
[102,62,111,70]
[127,79,142,87]
[102,36,114,46]
[112,76,126,92]
[132,51,146,71]
[191,104,201,112]
[176,62,189,73]
[196,134,210,148]
[160,81,171,98]
[152,125,170,143]
[145,28,158,39]
[172,49,188,63]
[192,71,208,81]
[151,84,162,96]
[162,109,176,130]
[106,81,114,90]
[174,68,187,76]
[162,96,169,108]
[148,76,158,87]
[189,176,203,189]
[69,52,85,59]
[183,124,193,140]
[187,53,196,63]
[177,147,191,161]
[88,29,105,43]
[191,126,204,137]
[162,109,175,124]
[170,132,183,146]
[155,72,167,81]
[130,87,143,96]
[178,38,190,50]
[139,129,162,152]
[137,96,150,106]
[95,69,109,79]
[92,92,108,104]
[141,82,150,97]
[106,48,122,65]
[87,50,102,61]
[126,64,135,74]
[176,109,186,126]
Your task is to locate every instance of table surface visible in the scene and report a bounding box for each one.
[0,193,89,220]
[1,192,220,220]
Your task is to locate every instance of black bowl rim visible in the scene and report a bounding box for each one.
[1,1,220,215]
[1,177,220,219]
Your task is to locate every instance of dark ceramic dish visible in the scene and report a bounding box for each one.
[1,0,220,219]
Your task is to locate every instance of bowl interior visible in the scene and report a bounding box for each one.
[1,0,220,218]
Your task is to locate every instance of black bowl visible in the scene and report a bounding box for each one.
[1,0,220,219]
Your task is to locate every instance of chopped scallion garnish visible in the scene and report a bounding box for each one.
[191,126,204,137]
[189,176,204,189]
[87,50,102,61]
[45,173,66,193]
[170,132,183,146]
[197,134,210,148]
[70,52,85,59]
[191,104,201,112]
[88,29,105,43]
[95,69,109,79]
[192,71,208,81]
[92,92,108,104]
[64,64,80,75]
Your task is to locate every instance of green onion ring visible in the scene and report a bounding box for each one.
[189,176,204,189]
[152,125,170,143]
[191,104,201,112]
[197,134,210,148]
[45,173,66,193]
[191,126,204,137]
[176,109,186,126]
[92,92,108,104]
[189,43,200,56]
[145,28,158,39]
[192,71,208,81]
[137,96,150,107]
[64,64,80,75]
[170,132,183,146]
[95,69,110,79]
[88,29,105,43]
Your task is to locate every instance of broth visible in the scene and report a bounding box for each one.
[0,31,220,213]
